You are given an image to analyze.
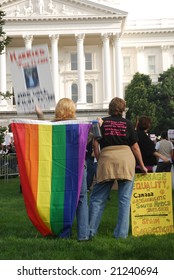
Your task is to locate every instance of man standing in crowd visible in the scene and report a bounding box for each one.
[155,130,174,172]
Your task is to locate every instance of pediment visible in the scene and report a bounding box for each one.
[0,0,127,20]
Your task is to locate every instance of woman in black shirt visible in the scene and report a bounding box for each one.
[89,97,147,239]
[136,116,169,172]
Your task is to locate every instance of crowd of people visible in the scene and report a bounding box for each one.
[0,129,15,155]
[11,97,174,241]
[36,97,173,241]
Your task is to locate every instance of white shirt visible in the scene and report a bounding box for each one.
[155,139,174,162]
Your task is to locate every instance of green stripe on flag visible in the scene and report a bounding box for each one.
[50,125,66,235]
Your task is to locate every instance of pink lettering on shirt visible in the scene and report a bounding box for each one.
[103,120,126,137]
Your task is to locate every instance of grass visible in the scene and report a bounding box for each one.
[0,177,174,260]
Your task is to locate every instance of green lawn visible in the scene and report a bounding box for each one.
[0,177,174,260]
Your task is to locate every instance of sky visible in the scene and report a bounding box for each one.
[117,0,174,19]
[92,0,174,20]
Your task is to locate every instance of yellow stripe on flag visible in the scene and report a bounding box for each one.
[37,124,52,230]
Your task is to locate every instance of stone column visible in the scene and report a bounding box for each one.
[49,34,59,102]
[136,46,145,73]
[113,34,123,99]
[0,46,7,107]
[102,33,111,107]
[75,33,86,106]
[23,35,33,50]
[161,45,170,71]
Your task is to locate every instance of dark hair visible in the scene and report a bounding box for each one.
[108,97,126,116]
[160,131,168,139]
[137,116,152,131]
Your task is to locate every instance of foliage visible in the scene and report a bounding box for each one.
[0,10,11,54]
[0,90,13,100]
[155,66,174,133]
[0,9,12,100]
[125,68,174,134]
[0,125,6,144]
[125,72,158,132]
[0,177,174,260]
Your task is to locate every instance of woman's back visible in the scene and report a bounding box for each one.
[136,130,157,166]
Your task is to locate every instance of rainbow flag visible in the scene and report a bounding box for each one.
[11,119,91,237]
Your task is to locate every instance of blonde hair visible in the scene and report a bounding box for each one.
[54,98,76,121]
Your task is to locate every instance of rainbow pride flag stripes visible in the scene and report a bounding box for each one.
[11,119,91,237]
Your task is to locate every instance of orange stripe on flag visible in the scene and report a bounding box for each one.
[25,124,39,203]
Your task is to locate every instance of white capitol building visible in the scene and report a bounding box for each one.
[0,0,174,122]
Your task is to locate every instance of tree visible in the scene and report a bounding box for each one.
[0,8,12,100]
[125,68,174,135]
[125,72,158,132]
[155,66,174,133]
[0,126,6,145]
[0,8,12,142]
[0,9,11,54]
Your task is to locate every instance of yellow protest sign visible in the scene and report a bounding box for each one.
[131,172,174,236]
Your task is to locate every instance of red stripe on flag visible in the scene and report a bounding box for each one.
[12,123,52,236]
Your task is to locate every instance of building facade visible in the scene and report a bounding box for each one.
[0,0,174,123]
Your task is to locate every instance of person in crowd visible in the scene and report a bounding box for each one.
[4,130,12,147]
[135,116,169,173]
[86,136,97,191]
[35,98,89,241]
[6,144,16,154]
[89,97,148,239]
[155,130,173,172]
[0,145,7,154]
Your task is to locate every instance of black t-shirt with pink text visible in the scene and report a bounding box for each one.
[99,116,138,150]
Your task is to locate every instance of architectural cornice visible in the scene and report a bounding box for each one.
[124,30,174,35]
[5,14,126,21]
[124,18,174,35]
[1,0,127,36]
[1,0,127,17]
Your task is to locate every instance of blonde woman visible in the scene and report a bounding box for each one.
[36,98,89,241]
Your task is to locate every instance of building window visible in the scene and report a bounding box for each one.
[71,83,78,103]
[86,83,93,103]
[71,53,93,70]
[71,53,77,70]
[123,56,131,75]
[148,56,156,74]
[85,53,92,70]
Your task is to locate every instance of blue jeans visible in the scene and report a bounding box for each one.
[76,167,89,240]
[86,157,97,189]
[89,179,134,239]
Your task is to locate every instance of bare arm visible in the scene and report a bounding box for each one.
[97,117,103,126]
[131,142,148,174]
[93,138,100,161]
[153,151,170,162]
[35,105,44,120]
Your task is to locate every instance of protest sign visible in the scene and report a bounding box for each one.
[8,45,55,113]
[168,129,174,142]
[131,172,174,236]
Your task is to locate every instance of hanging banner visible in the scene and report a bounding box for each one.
[11,119,91,237]
[131,172,174,236]
[8,45,55,114]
